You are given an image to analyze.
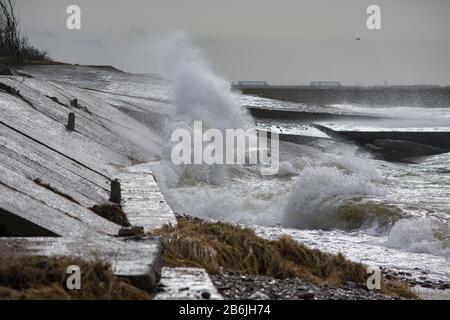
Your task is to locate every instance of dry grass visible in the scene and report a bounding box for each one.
[381,280,418,299]
[0,256,150,300]
[90,204,131,227]
[152,216,417,299]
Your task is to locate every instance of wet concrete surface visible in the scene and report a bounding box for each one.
[155,267,223,300]
[119,164,176,232]
[0,67,178,294]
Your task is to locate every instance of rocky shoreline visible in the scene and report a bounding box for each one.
[210,268,450,300]
[383,268,450,291]
[211,273,395,300]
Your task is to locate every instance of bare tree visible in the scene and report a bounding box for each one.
[0,0,23,62]
[0,0,50,64]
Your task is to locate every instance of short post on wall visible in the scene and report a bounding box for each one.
[67,112,75,131]
[70,99,78,108]
[110,179,122,204]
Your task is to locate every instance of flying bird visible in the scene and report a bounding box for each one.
[355,37,361,41]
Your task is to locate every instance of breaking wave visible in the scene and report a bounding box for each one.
[386,218,450,257]
[282,165,402,231]
[152,32,252,187]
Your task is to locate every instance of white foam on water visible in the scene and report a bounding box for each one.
[135,33,450,281]
[327,103,450,131]
[282,165,386,230]
[386,218,450,257]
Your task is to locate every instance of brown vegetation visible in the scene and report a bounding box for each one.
[91,204,131,227]
[152,216,417,299]
[0,256,150,300]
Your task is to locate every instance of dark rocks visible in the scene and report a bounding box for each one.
[383,269,450,291]
[210,273,395,300]
[248,291,270,300]
[297,291,315,300]
[314,125,450,162]
[201,291,211,300]
[369,139,449,161]
[118,226,145,237]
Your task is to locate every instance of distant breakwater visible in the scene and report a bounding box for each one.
[239,85,450,108]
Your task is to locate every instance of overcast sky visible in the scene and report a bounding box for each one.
[16,0,450,85]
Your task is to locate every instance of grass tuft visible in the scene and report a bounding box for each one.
[90,204,130,227]
[152,216,417,299]
[0,256,150,300]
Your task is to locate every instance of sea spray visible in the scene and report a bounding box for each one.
[159,32,250,131]
[150,32,252,187]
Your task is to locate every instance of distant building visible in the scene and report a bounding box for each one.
[310,81,341,87]
[234,81,269,89]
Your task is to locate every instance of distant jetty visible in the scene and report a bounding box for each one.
[237,84,450,108]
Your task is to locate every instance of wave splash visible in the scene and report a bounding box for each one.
[282,165,401,231]
[386,218,450,257]
[153,32,252,187]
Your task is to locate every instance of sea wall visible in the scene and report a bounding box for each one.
[240,86,450,107]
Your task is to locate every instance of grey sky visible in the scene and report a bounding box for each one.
[16,0,450,85]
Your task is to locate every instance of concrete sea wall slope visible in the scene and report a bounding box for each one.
[0,66,178,292]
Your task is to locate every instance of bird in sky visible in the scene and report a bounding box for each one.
[355,37,361,41]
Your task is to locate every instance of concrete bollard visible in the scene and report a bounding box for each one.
[70,99,78,108]
[110,179,122,203]
[67,112,75,131]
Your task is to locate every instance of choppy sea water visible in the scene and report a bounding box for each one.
[152,95,450,284]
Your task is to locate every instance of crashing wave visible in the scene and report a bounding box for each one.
[385,218,450,257]
[282,165,403,231]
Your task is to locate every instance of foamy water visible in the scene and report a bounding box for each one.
[144,34,449,285]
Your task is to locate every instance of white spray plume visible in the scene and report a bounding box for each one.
[149,32,251,187]
[158,32,250,131]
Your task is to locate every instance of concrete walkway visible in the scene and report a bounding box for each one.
[118,163,177,233]
[155,267,223,300]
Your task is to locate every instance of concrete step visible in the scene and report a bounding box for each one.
[155,267,223,300]
[118,164,177,232]
[0,236,162,292]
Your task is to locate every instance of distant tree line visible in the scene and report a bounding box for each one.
[0,0,50,64]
